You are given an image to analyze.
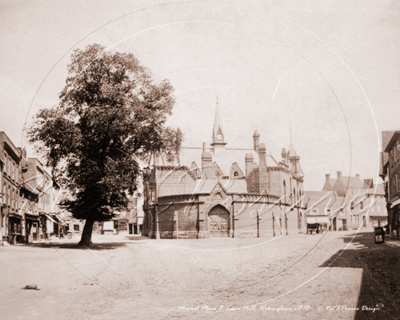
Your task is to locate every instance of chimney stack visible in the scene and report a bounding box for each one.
[337,171,342,179]
[201,148,213,179]
[281,148,287,163]
[258,143,267,193]
[253,130,260,152]
[245,153,254,177]
[325,173,330,182]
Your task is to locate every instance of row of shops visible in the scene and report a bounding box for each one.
[1,206,67,245]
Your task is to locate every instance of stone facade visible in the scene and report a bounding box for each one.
[142,104,306,239]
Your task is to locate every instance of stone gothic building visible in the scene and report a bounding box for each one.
[142,104,305,239]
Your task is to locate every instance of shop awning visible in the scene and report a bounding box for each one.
[307,216,330,224]
[8,213,22,220]
[45,214,58,224]
[390,198,400,209]
[25,213,40,221]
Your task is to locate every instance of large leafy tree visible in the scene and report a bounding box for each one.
[28,44,182,246]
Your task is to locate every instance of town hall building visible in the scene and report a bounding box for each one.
[142,103,306,239]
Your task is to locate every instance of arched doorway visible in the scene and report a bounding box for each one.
[208,205,230,237]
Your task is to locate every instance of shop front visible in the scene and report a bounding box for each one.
[8,213,23,244]
[1,206,8,243]
[25,213,41,243]
[128,208,144,235]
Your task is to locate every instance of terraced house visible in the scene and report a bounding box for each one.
[322,171,387,230]
[0,132,22,244]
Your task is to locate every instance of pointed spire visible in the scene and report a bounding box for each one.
[211,96,226,146]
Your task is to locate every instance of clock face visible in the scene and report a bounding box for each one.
[217,133,223,141]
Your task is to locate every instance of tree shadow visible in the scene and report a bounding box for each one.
[123,235,151,241]
[21,242,129,250]
[319,232,400,319]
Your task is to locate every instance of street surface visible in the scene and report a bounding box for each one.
[0,230,399,319]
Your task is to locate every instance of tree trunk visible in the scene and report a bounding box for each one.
[78,218,95,246]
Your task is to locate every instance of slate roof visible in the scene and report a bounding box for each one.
[304,190,345,215]
[169,146,280,178]
[337,176,364,189]
[363,184,385,196]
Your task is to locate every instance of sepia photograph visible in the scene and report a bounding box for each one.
[1,0,400,319]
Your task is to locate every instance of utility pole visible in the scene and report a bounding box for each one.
[257,210,259,238]
[272,212,275,237]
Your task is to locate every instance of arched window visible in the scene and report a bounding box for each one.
[360,202,364,210]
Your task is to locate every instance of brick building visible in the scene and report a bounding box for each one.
[384,131,400,236]
[142,104,306,239]
[0,132,22,244]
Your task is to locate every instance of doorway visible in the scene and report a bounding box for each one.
[208,205,229,237]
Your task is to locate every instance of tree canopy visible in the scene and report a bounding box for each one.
[28,44,182,245]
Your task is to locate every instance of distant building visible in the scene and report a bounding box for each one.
[319,171,387,230]
[127,193,145,235]
[304,191,343,231]
[143,103,305,239]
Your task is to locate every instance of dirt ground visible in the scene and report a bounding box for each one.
[1,230,399,320]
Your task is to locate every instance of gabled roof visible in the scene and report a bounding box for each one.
[382,130,396,152]
[224,179,248,194]
[192,179,226,194]
[230,162,244,178]
[336,176,364,189]
[304,190,345,215]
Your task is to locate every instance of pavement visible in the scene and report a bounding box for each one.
[384,240,400,248]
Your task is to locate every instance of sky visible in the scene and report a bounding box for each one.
[1,0,400,190]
